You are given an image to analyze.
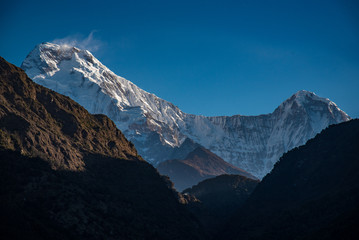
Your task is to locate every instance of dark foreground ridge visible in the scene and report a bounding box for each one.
[222,119,359,240]
[0,57,205,240]
[183,174,259,235]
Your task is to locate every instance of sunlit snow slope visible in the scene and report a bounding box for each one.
[21,43,350,178]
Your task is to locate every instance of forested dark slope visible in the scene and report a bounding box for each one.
[223,119,359,240]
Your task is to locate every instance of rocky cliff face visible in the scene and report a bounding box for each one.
[0,56,140,170]
[22,43,350,178]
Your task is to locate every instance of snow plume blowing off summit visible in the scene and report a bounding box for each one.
[52,32,102,53]
[21,42,351,179]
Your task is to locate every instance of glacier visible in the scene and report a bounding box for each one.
[21,42,351,179]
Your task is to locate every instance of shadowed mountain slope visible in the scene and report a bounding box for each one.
[0,56,205,240]
[157,146,256,191]
[183,174,259,235]
[222,119,359,240]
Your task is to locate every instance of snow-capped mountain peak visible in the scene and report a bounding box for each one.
[22,43,186,148]
[275,90,350,134]
[290,90,339,107]
[21,43,350,178]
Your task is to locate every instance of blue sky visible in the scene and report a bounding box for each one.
[1,0,358,117]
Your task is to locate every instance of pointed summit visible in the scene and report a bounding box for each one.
[21,42,94,78]
[294,89,314,97]
[284,90,342,109]
[281,90,325,106]
[291,90,337,105]
[276,90,350,125]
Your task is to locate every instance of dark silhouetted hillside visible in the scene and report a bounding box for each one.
[223,119,359,240]
[183,174,259,235]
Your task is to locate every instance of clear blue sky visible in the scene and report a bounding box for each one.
[1,0,358,117]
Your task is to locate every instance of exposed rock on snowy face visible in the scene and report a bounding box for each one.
[22,43,350,178]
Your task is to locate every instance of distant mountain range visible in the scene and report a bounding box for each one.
[157,146,256,191]
[21,42,350,178]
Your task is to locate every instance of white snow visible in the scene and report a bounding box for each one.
[21,42,351,179]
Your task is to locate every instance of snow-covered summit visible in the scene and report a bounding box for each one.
[21,43,350,178]
[277,90,348,115]
[22,42,186,146]
[23,43,172,112]
[284,90,344,109]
